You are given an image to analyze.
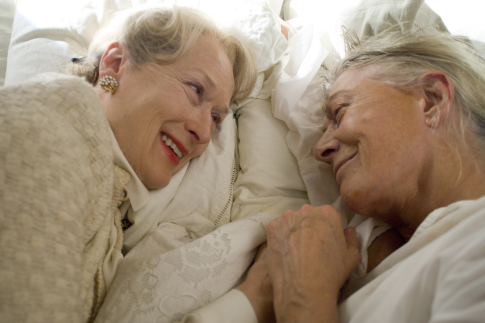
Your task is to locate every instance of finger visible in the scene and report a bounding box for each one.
[267,210,295,248]
[315,205,344,229]
[315,204,338,214]
[344,226,359,248]
[254,242,268,262]
[266,219,280,248]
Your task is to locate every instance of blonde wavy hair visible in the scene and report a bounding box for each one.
[68,6,257,105]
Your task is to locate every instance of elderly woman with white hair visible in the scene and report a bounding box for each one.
[0,6,256,323]
[234,28,485,322]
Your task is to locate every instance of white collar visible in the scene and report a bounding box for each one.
[412,195,485,240]
[109,129,150,212]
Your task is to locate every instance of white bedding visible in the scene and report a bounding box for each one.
[1,0,485,322]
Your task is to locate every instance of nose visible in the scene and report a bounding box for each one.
[186,109,213,145]
[313,128,339,165]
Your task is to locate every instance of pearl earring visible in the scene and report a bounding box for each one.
[100,75,118,94]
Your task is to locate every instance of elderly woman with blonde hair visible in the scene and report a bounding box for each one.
[0,6,256,323]
[235,28,485,322]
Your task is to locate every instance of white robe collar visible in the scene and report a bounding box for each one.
[109,128,150,212]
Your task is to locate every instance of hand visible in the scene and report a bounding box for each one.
[236,243,275,323]
[266,205,361,323]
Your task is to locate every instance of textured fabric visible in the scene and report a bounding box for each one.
[232,97,309,221]
[0,73,129,323]
[180,289,258,323]
[271,24,338,209]
[95,212,278,323]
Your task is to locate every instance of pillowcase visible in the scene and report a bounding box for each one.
[342,1,447,41]
[5,0,286,87]
[426,0,485,53]
[232,97,309,221]
[0,0,15,86]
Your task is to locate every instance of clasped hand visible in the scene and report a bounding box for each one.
[237,205,360,323]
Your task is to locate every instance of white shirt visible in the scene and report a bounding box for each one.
[102,129,152,289]
[339,196,485,323]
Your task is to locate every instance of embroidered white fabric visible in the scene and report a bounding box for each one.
[95,212,278,323]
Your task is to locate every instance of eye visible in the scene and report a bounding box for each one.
[334,104,349,126]
[188,83,204,97]
[191,84,201,95]
[212,114,221,125]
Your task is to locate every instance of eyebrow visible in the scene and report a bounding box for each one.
[202,72,216,89]
[325,91,353,114]
[220,107,231,116]
[191,68,216,90]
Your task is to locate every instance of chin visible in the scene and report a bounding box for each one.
[341,187,375,217]
[143,175,171,190]
[342,188,403,228]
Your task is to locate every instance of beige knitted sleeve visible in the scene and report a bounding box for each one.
[0,73,114,323]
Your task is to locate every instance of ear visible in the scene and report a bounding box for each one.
[418,70,455,128]
[97,42,126,83]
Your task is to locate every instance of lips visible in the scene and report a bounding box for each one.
[160,132,187,165]
[334,153,356,180]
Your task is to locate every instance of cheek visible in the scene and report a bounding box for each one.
[338,150,388,210]
[192,142,210,158]
[337,111,371,143]
[169,143,210,176]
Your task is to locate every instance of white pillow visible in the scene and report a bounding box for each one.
[272,23,339,207]
[342,1,447,42]
[283,0,485,56]
[5,0,286,87]
[427,0,485,43]
[232,97,309,221]
[426,0,485,53]
[0,0,15,86]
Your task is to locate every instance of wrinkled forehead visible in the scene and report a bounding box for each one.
[323,69,360,109]
[325,67,380,103]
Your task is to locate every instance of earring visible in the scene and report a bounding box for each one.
[100,75,118,94]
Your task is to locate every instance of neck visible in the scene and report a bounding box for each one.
[400,134,485,238]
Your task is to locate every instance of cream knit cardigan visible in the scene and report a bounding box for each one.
[0,73,129,323]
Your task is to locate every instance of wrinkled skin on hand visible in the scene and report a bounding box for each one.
[266,204,361,323]
[236,243,275,323]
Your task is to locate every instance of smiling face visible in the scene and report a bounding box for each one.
[100,36,234,189]
[313,69,434,229]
